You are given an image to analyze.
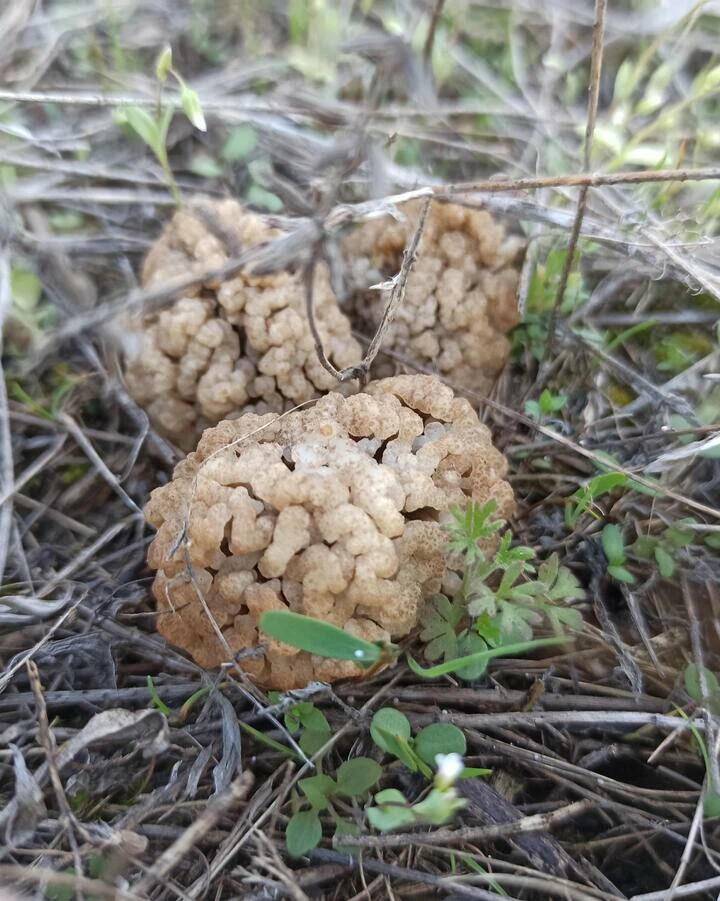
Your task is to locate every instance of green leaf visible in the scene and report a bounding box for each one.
[665,522,695,549]
[474,613,502,648]
[11,267,42,311]
[180,82,206,131]
[238,721,301,762]
[419,594,463,662]
[497,561,525,598]
[366,789,414,832]
[411,787,466,826]
[123,106,161,152]
[414,724,467,766]
[537,553,559,588]
[704,792,720,818]
[245,183,283,212]
[189,152,223,178]
[222,124,257,161]
[614,58,636,102]
[336,758,383,797]
[685,663,720,704]
[445,500,504,560]
[607,564,636,584]
[407,636,569,679]
[454,631,490,681]
[284,703,332,755]
[460,766,492,779]
[155,45,173,83]
[539,388,567,415]
[466,582,497,619]
[631,535,657,559]
[602,524,626,565]
[498,603,540,643]
[547,565,585,601]
[654,546,675,579]
[284,701,310,732]
[546,605,584,633]
[299,774,337,810]
[260,611,387,665]
[286,809,322,857]
[370,708,412,755]
[146,675,171,717]
[300,727,332,756]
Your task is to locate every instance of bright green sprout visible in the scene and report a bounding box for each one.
[602,524,636,584]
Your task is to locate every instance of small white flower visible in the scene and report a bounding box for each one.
[434,752,464,789]
[354,649,365,659]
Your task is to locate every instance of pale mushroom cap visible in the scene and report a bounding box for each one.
[146,374,514,690]
[124,197,362,450]
[342,200,524,392]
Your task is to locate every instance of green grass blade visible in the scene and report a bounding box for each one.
[146,675,171,716]
[238,721,302,763]
[407,637,569,678]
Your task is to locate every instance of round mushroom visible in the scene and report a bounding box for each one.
[124,197,362,450]
[145,374,515,689]
[342,199,525,392]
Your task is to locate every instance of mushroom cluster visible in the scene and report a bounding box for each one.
[145,375,514,689]
[342,199,524,393]
[124,198,362,450]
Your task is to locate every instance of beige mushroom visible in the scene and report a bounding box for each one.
[145,374,514,689]
[124,197,362,450]
[342,200,525,393]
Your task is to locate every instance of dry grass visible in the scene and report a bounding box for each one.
[1,1,720,898]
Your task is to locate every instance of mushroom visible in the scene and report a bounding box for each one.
[145,374,514,689]
[124,197,362,450]
[342,199,525,392]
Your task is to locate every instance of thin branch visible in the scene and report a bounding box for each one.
[0,242,12,588]
[353,194,432,382]
[423,0,447,65]
[543,0,607,363]
[440,165,720,195]
[341,799,594,850]
[304,195,432,384]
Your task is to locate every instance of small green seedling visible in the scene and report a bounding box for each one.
[602,524,636,584]
[419,502,583,680]
[285,756,382,856]
[113,45,206,202]
[675,674,720,819]
[284,701,332,756]
[630,520,695,579]
[446,500,504,562]
[366,752,469,832]
[565,472,628,528]
[369,708,476,779]
[525,389,568,422]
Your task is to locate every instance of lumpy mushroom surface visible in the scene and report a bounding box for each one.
[145,374,514,689]
[342,199,524,392]
[124,197,362,449]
